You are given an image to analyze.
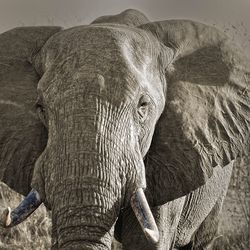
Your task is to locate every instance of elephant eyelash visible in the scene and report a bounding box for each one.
[36,103,45,113]
[138,95,151,106]
[140,101,149,107]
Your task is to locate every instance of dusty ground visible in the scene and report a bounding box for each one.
[214,157,250,250]
[0,158,249,249]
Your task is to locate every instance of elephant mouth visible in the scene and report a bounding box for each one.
[1,188,159,244]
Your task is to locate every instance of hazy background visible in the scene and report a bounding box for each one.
[0,1,249,249]
[0,0,250,55]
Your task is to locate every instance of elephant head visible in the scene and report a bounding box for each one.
[0,9,249,249]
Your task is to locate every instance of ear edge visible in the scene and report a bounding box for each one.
[0,26,61,195]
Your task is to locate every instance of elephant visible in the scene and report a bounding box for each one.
[0,8,249,250]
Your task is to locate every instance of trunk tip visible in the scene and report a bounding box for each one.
[144,228,159,244]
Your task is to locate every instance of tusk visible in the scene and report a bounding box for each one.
[0,189,42,228]
[130,188,159,244]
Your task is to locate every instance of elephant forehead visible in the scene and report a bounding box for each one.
[39,25,164,101]
[45,24,159,60]
[42,25,161,78]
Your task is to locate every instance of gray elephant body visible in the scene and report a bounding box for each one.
[117,163,233,250]
[0,9,249,250]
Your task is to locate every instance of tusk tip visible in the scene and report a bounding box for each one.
[144,228,159,244]
[5,207,12,226]
[1,207,12,227]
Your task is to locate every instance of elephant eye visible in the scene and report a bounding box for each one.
[36,103,47,127]
[137,95,151,121]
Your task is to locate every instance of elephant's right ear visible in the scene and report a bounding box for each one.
[140,20,250,206]
[0,26,62,195]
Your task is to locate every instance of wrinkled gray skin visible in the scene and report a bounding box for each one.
[0,9,249,250]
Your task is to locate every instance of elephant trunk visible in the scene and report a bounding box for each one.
[28,97,158,248]
[43,128,131,249]
[51,186,159,249]
[52,186,117,249]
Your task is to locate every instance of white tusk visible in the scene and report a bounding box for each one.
[130,188,159,244]
[0,189,42,227]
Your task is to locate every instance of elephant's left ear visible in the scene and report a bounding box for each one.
[0,26,62,196]
[140,20,250,206]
